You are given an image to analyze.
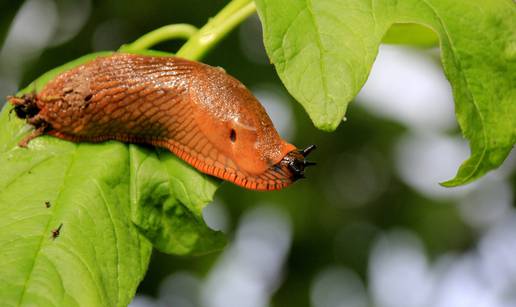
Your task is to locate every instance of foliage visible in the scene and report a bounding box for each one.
[255,0,516,185]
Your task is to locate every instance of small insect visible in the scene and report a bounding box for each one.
[51,223,63,240]
[45,201,51,208]
[8,53,316,191]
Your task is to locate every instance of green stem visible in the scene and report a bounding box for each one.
[119,0,256,61]
[121,24,198,52]
[177,0,256,61]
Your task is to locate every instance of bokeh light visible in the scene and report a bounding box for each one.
[357,45,456,132]
[369,230,433,307]
[310,266,369,307]
[394,131,472,199]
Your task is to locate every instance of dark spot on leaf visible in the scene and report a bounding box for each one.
[51,223,63,240]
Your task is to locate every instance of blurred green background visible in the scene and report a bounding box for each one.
[1,1,515,307]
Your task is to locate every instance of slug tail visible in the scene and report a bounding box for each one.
[8,94,53,147]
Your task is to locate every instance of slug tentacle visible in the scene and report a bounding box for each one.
[8,53,315,191]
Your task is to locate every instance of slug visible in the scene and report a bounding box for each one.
[8,53,315,191]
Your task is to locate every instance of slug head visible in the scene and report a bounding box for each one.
[266,144,317,180]
[192,64,297,175]
[280,144,317,180]
[191,62,316,190]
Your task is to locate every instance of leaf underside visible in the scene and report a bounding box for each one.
[256,0,516,186]
[0,52,224,306]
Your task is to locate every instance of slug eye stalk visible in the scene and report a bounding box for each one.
[286,144,317,180]
[299,144,316,157]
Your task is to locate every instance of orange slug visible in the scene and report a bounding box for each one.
[8,53,315,191]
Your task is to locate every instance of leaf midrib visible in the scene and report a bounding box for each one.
[16,145,106,306]
[93,179,121,307]
[305,0,331,119]
[16,148,79,306]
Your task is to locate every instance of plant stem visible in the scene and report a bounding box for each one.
[122,24,198,52]
[120,0,256,61]
[177,0,256,61]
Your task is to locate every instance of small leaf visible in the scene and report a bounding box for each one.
[129,145,226,255]
[256,0,516,185]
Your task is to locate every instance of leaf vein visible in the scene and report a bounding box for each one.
[16,146,78,306]
[305,0,331,120]
[93,179,121,307]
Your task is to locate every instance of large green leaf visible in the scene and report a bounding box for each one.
[0,135,151,307]
[0,52,224,306]
[256,0,516,186]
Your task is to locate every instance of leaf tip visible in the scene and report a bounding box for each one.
[312,115,342,132]
[439,178,462,188]
[440,162,478,188]
[316,123,337,132]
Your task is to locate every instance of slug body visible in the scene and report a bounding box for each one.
[9,53,315,190]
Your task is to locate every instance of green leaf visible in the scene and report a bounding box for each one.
[0,136,152,307]
[129,146,226,255]
[256,0,516,185]
[0,51,224,305]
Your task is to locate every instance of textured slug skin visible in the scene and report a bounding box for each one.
[12,53,301,190]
